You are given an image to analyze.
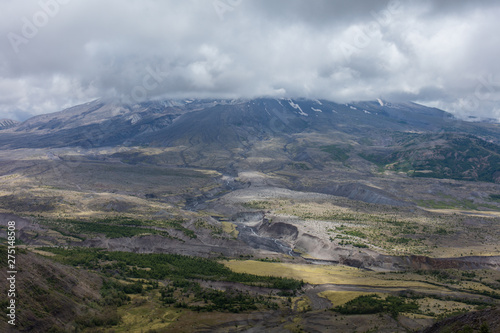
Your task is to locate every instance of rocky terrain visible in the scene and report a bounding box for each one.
[422,307,500,332]
[1,98,500,332]
[0,243,105,333]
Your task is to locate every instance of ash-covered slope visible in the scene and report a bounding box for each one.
[0,98,468,149]
[1,98,499,182]
[136,98,475,148]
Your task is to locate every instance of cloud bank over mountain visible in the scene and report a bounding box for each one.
[1,0,500,120]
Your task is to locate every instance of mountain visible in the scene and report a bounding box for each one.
[1,98,499,183]
[1,99,500,332]
[0,119,19,130]
[0,98,463,148]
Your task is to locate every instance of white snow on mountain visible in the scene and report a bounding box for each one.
[0,119,19,129]
[288,99,308,116]
[129,114,142,125]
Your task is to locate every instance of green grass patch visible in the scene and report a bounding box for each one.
[344,230,366,238]
[38,217,197,239]
[386,237,414,245]
[242,201,272,209]
[333,294,419,318]
[320,145,350,162]
[69,221,164,238]
[42,247,304,292]
[416,199,480,210]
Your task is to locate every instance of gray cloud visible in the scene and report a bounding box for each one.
[1,0,499,121]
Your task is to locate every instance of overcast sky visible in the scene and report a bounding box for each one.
[1,0,500,121]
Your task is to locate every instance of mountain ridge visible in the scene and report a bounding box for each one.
[0,118,20,130]
[1,98,499,183]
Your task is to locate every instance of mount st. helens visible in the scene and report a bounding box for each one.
[1,98,499,183]
[1,98,500,332]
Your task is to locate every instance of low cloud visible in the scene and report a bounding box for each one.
[1,0,499,121]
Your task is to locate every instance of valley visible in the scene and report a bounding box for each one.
[1,98,500,332]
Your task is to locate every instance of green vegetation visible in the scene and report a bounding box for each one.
[489,194,500,202]
[194,219,224,237]
[75,309,121,329]
[358,152,389,167]
[43,247,304,291]
[65,220,168,238]
[0,244,7,266]
[416,192,499,211]
[411,269,500,300]
[320,144,350,162]
[417,199,480,211]
[278,202,442,253]
[38,247,303,316]
[243,201,272,209]
[333,294,419,318]
[257,257,282,263]
[75,281,126,329]
[386,237,414,245]
[161,219,197,238]
[435,227,450,235]
[344,230,366,238]
[0,245,125,332]
[37,216,197,239]
[160,282,275,313]
[289,162,311,170]
[360,133,500,183]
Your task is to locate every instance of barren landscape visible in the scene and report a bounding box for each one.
[0,98,499,332]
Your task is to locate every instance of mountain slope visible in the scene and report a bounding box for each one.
[361,132,500,182]
[0,245,106,332]
[1,98,499,182]
[0,119,19,130]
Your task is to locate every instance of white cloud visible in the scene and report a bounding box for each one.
[0,0,499,120]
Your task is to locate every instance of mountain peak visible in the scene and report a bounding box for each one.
[0,118,20,130]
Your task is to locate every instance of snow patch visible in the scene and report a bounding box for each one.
[364,110,371,114]
[350,106,357,110]
[288,99,308,116]
[311,107,322,112]
[110,107,124,117]
[377,98,384,107]
[314,99,323,105]
[129,114,142,125]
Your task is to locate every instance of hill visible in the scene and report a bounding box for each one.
[0,245,113,332]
